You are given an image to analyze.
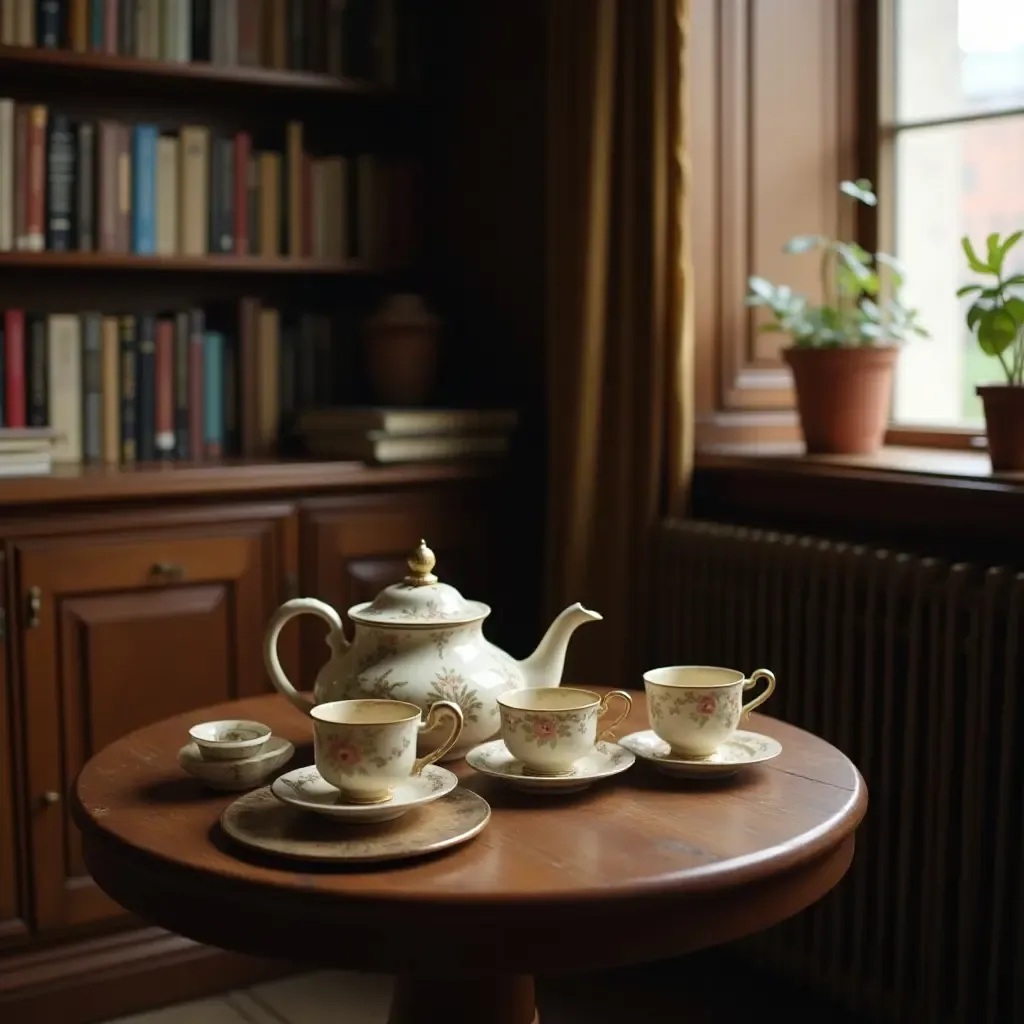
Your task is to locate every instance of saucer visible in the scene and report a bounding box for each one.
[465,739,635,794]
[178,736,294,791]
[271,764,458,824]
[618,729,782,779]
[221,786,490,864]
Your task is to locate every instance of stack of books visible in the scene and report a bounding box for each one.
[297,408,519,464]
[0,427,59,477]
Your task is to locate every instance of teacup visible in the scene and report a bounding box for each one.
[643,666,776,758]
[496,686,633,777]
[311,698,463,804]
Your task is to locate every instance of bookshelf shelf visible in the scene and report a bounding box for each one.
[0,45,406,102]
[0,458,494,506]
[0,252,376,275]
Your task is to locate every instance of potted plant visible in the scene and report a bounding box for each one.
[958,232,1024,471]
[746,179,928,454]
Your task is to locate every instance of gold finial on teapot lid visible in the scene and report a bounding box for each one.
[405,539,438,586]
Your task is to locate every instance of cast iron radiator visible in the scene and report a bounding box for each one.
[655,518,1024,1024]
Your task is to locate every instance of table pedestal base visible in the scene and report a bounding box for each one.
[387,972,538,1024]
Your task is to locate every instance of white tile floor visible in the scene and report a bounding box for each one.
[106,972,395,1024]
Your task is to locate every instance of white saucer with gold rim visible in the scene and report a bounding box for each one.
[618,729,782,779]
[465,739,635,794]
[271,764,457,824]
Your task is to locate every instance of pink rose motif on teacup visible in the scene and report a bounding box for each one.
[697,694,717,717]
[531,716,559,740]
[327,737,363,767]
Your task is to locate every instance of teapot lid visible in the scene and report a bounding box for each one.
[348,540,489,627]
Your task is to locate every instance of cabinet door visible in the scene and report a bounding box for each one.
[13,516,290,931]
[298,488,492,684]
[0,550,27,946]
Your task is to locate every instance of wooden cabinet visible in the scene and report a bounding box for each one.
[0,551,27,946]
[12,513,290,931]
[297,487,492,684]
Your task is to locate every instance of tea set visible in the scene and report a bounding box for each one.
[181,540,784,863]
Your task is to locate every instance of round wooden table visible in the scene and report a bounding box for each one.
[72,688,866,1024]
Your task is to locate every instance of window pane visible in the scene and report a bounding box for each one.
[896,0,1024,123]
[892,115,1024,425]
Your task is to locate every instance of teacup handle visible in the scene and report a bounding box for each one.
[597,689,633,740]
[413,701,465,774]
[741,668,776,716]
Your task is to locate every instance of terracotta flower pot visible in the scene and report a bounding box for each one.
[782,345,898,455]
[362,295,440,407]
[977,385,1024,472]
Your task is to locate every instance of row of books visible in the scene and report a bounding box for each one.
[0,0,421,85]
[0,427,60,477]
[0,103,422,262]
[0,301,345,464]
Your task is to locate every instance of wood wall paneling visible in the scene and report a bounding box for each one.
[692,0,860,446]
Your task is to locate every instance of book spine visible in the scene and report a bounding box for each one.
[222,327,237,455]
[4,310,25,428]
[173,310,190,458]
[0,0,15,44]
[238,296,259,454]
[135,313,156,461]
[288,0,304,70]
[26,314,47,426]
[13,105,26,251]
[25,105,47,252]
[207,129,221,251]
[15,0,36,46]
[191,0,211,60]
[46,113,76,252]
[76,121,96,251]
[89,0,104,49]
[131,124,158,254]
[0,100,13,252]
[102,0,117,53]
[115,123,131,253]
[302,151,313,258]
[188,308,204,460]
[37,0,62,47]
[237,0,260,65]
[119,314,137,465]
[247,151,259,255]
[174,0,191,62]
[286,121,302,257]
[69,0,88,50]
[82,312,103,463]
[154,317,175,457]
[179,125,209,256]
[233,131,250,255]
[100,315,120,463]
[47,314,83,463]
[216,135,234,253]
[117,0,134,54]
[203,330,223,458]
[155,135,179,255]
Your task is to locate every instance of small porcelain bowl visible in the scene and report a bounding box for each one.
[178,736,294,791]
[188,719,272,762]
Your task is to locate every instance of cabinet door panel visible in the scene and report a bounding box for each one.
[0,550,27,945]
[15,517,287,931]
[298,488,491,686]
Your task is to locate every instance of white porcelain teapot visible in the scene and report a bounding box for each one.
[263,540,602,761]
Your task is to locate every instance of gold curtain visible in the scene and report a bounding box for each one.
[545,0,694,688]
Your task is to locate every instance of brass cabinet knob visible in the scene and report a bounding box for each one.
[150,562,185,582]
[41,790,61,806]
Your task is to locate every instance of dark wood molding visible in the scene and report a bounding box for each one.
[0,925,291,1024]
[693,449,1024,560]
[0,460,496,508]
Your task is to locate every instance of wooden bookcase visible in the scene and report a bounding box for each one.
[0,5,525,1021]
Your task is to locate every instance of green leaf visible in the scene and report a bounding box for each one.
[860,298,881,320]
[839,179,877,206]
[967,301,989,331]
[961,236,992,274]
[1000,230,1024,261]
[782,235,823,254]
[757,322,786,333]
[1005,297,1024,326]
[1001,274,1024,288]
[956,284,983,298]
[986,233,1005,274]
[747,275,776,300]
[977,308,1018,356]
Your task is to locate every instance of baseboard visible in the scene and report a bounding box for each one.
[0,924,296,1024]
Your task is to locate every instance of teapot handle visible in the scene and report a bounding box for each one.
[263,598,347,716]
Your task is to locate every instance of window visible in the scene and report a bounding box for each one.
[884,0,1024,427]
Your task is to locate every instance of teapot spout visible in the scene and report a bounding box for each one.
[517,602,602,689]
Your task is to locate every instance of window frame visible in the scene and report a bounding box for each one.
[875,0,1024,449]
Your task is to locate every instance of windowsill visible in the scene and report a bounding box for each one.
[696,443,1024,488]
